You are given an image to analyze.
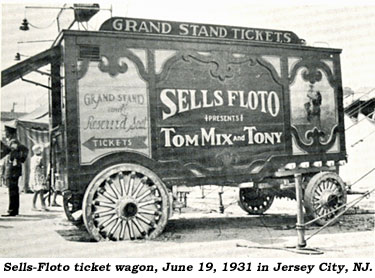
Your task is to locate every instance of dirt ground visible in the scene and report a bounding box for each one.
[0,184,374,258]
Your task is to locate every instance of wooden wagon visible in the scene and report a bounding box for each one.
[2,17,347,242]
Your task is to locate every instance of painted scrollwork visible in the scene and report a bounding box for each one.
[99,55,128,77]
[155,50,282,84]
[291,125,339,154]
[77,45,149,81]
[181,51,256,82]
[302,67,322,84]
[155,50,285,85]
[289,56,336,87]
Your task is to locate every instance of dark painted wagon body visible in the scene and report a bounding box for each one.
[46,17,347,241]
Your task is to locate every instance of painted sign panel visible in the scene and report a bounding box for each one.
[100,17,303,45]
[154,50,285,169]
[288,57,340,154]
[78,59,150,165]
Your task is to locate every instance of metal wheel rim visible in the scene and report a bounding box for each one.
[83,163,169,241]
[238,188,274,214]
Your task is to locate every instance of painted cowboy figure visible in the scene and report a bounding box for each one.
[2,127,29,217]
[304,85,322,128]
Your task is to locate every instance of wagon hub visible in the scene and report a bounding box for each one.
[123,202,138,218]
[319,190,339,208]
[117,197,138,219]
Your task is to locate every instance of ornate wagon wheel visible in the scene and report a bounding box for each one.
[304,171,347,226]
[82,163,169,241]
[238,187,275,215]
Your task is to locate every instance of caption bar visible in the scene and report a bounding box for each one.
[2,261,373,275]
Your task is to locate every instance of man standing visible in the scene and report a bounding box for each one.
[2,126,28,217]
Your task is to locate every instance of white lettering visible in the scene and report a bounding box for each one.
[112,19,123,31]
[160,89,177,120]
[228,90,239,106]
[268,91,280,117]
[179,24,189,35]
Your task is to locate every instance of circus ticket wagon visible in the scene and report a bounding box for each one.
[2,17,347,241]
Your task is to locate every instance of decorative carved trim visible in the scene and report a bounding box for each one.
[78,45,150,81]
[128,48,148,71]
[154,50,178,74]
[99,55,128,77]
[288,57,302,77]
[260,55,281,78]
[289,57,336,87]
[302,67,322,84]
[182,51,256,82]
[321,59,334,74]
[291,135,308,155]
[155,50,283,86]
[155,52,184,82]
[256,56,283,85]
[291,125,339,153]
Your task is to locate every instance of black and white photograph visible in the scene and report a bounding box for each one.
[0,0,374,275]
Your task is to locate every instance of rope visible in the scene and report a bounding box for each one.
[305,187,375,241]
[28,19,57,29]
[345,110,375,131]
[346,88,375,117]
[349,168,375,187]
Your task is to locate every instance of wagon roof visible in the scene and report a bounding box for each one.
[60,29,342,54]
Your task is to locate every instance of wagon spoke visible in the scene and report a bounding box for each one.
[136,190,152,202]
[326,181,333,191]
[322,182,328,191]
[313,203,323,212]
[127,172,136,196]
[108,218,122,239]
[138,208,160,216]
[326,207,334,216]
[118,172,129,196]
[136,185,157,202]
[94,200,116,209]
[315,185,323,196]
[136,213,153,227]
[128,221,135,240]
[98,215,117,230]
[132,177,148,198]
[132,218,147,236]
[98,189,117,203]
[106,179,121,199]
[138,197,162,208]
[94,209,116,219]
[119,220,127,240]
